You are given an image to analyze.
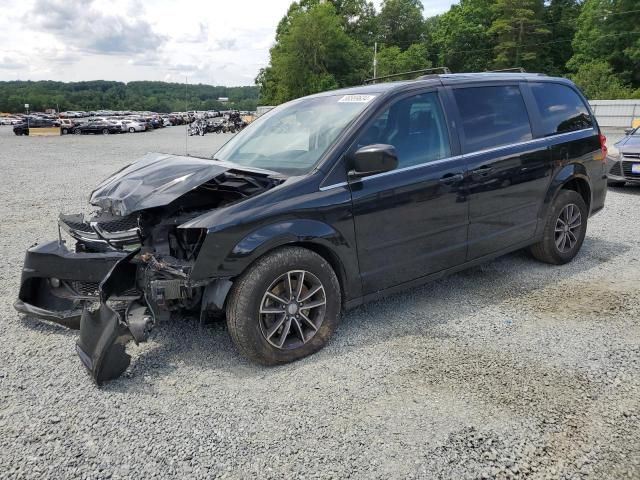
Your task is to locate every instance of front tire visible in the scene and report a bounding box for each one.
[74,128,81,135]
[226,247,341,365]
[530,189,588,265]
[129,127,135,133]
[102,128,109,135]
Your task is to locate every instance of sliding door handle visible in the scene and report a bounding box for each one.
[439,173,464,185]
[471,165,494,176]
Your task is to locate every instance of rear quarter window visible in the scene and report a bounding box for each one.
[452,85,532,153]
[530,82,593,136]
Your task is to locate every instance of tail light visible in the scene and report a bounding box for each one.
[597,133,608,160]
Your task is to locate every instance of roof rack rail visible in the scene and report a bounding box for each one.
[364,67,451,84]
[484,67,527,73]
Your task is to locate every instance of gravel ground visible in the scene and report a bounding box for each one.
[0,126,639,479]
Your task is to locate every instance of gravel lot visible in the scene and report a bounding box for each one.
[0,126,638,479]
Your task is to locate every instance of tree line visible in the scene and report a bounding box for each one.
[257,0,640,104]
[0,80,259,114]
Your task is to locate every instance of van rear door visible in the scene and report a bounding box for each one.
[449,83,551,260]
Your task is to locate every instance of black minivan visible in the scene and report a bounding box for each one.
[15,73,607,383]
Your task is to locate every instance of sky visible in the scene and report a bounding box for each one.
[0,0,457,86]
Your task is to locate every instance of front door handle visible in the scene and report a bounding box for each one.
[471,165,494,176]
[439,173,464,185]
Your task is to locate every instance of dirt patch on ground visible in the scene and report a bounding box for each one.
[507,277,640,321]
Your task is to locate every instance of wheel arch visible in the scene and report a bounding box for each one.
[543,164,592,220]
[560,176,591,212]
[192,219,361,312]
[287,240,348,305]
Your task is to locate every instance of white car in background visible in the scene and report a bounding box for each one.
[121,120,145,132]
[59,119,77,134]
[106,119,127,132]
[1,117,21,125]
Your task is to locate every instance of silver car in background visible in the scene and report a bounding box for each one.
[607,127,640,186]
[121,120,145,132]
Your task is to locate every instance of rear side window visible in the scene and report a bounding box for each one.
[453,85,532,153]
[530,82,593,136]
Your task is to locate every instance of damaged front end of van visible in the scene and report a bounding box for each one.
[15,152,283,384]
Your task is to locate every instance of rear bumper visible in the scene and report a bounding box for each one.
[15,240,127,328]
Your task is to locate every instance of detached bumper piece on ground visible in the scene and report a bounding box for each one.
[16,241,197,384]
[76,250,173,385]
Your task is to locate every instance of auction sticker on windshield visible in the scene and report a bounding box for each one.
[338,94,376,103]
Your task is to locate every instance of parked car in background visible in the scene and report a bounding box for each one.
[59,119,78,134]
[134,118,154,130]
[73,121,120,135]
[106,119,128,133]
[122,120,145,132]
[13,118,58,135]
[606,127,640,186]
[1,116,21,125]
[149,117,163,129]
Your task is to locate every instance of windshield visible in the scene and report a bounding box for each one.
[214,93,377,175]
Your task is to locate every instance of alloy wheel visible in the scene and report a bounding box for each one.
[258,270,326,350]
[555,203,582,253]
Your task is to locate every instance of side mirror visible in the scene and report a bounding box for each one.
[349,144,398,178]
[624,128,634,136]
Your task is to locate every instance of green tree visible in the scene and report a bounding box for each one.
[431,0,495,72]
[378,0,425,48]
[489,0,549,70]
[257,2,369,104]
[275,0,378,46]
[570,60,638,99]
[376,43,431,77]
[569,0,640,89]
[330,0,379,46]
[541,0,582,76]
[0,80,259,113]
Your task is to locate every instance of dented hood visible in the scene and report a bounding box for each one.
[90,152,278,216]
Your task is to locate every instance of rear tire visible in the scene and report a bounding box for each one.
[102,128,109,135]
[129,127,135,133]
[226,247,341,365]
[530,189,588,265]
[62,128,68,135]
[74,128,81,135]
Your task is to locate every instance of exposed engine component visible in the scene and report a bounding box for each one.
[15,152,284,384]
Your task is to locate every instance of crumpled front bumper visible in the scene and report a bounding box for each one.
[75,250,154,385]
[14,240,127,329]
[16,238,200,384]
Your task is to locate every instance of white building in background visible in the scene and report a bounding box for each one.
[256,106,274,117]
[589,100,640,129]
